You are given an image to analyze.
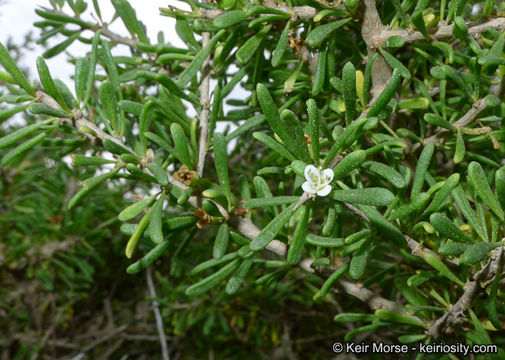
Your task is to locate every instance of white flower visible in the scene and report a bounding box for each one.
[301,165,334,197]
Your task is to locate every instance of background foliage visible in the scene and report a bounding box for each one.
[2,0,505,359]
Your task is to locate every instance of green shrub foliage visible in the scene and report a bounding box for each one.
[2,0,505,358]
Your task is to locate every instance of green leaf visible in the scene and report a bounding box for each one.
[424,113,455,130]
[101,40,121,97]
[306,234,344,248]
[126,239,170,274]
[333,150,366,179]
[468,308,492,344]
[384,35,405,48]
[102,138,134,156]
[71,154,116,167]
[256,83,304,157]
[342,61,356,125]
[421,253,465,286]
[0,120,50,149]
[213,10,248,28]
[287,205,310,264]
[496,167,505,211]
[214,132,232,200]
[36,56,69,110]
[28,103,71,118]
[243,196,299,208]
[279,109,310,162]
[213,224,229,260]
[54,79,76,109]
[358,204,406,247]
[0,104,28,121]
[306,18,350,47]
[68,166,121,209]
[83,30,101,108]
[250,204,296,250]
[368,68,401,117]
[118,195,156,222]
[118,100,143,116]
[74,57,89,104]
[225,257,254,295]
[411,10,428,40]
[34,8,90,27]
[177,29,226,87]
[176,17,200,50]
[453,16,468,40]
[111,0,148,43]
[438,242,470,256]
[451,185,488,241]
[166,216,196,231]
[145,163,168,186]
[361,161,406,188]
[307,99,320,163]
[334,312,375,323]
[125,208,152,259]
[422,174,460,217]
[468,161,504,221]
[0,42,35,95]
[170,123,193,169]
[148,194,164,244]
[1,132,48,166]
[253,131,296,162]
[379,48,410,79]
[389,192,431,221]
[185,259,240,296]
[272,20,291,67]
[363,53,378,106]
[411,143,434,198]
[374,309,426,328]
[441,65,473,99]
[423,174,459,216]
[488,273,502,330]
[156,73,198,105]
[312,45,327,96]
[454,128,465,164]
[349,237,374,279]
[333,188,394,206]
[344,229,371,245]
[460,242,501,265]
[313,263,349,300]
[99,81,118,132]
[430,213,473,244]
[191,252,239,275]
[226,114,265,142]
[237,25,272,64]
[324,118,367,167]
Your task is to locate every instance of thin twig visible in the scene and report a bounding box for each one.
[428,246,504,338]
[36,91,135,154]
[196,29,212,177]
[38,7,140,49]
[195,6,321,21]
[424,76,505,147]
[146,266,170,360]
[232,217,407,313]
[368,17,505,49]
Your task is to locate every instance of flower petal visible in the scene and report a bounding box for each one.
[304,164,319,182]
[317,184,332,197]
[302,181,317,194]
[321,168,334,184]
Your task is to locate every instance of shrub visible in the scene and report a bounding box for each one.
[1,0,505,358]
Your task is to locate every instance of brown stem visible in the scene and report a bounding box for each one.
[196,31,212,178]
[428,246,504,338]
